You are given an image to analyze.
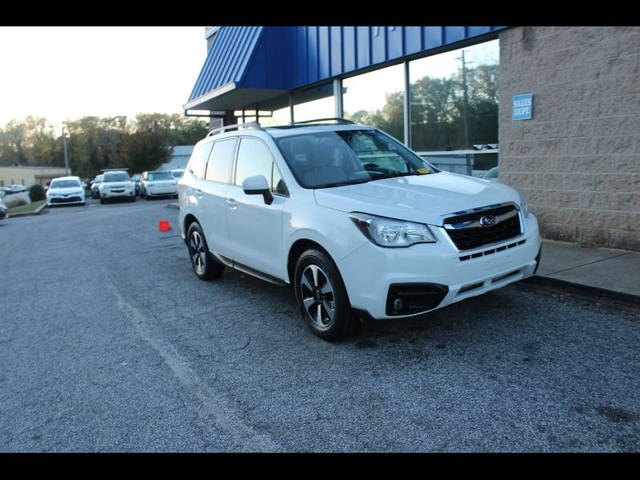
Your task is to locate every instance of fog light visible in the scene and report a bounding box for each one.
[393,297,403,313]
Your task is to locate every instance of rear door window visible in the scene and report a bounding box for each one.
[234,137,283,193]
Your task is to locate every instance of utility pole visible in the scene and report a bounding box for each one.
[62,127,69,176]
[458,49,471,150]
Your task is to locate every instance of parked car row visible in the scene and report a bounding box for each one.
[44,168,185,207]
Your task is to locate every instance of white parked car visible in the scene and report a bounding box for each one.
[178,120,542,341]
[171,169,185,180]
[140,170,178,199]
[46,176,86,206]
[99,170,136,204]
[0,196,7,221]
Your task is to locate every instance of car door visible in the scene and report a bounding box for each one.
[226,136,286,279]
[198,137,238,259]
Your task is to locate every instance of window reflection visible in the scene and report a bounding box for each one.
[343,64,404,142]
[409,40,499,173]
[292,83,334,123]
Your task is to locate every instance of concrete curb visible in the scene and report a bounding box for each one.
[523,275,640,308]
[8,202,49,218]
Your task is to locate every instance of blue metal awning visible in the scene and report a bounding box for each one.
[184,26,507,113]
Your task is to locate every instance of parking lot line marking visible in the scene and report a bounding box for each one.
[104,271,281,452]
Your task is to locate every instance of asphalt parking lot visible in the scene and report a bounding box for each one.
[1,198,639,452]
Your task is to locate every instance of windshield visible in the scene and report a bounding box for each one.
[50,179,81,189]
[275,129,437,189]
[103,172,130,182]
[147,171,172,181]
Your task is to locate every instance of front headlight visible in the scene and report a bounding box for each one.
[517,191,530,218]
[350,212,436,248]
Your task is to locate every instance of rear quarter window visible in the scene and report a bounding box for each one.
[206,138,238,184]
[187,141,214,179]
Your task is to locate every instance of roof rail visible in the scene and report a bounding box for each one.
[291,117,355,125]
[100,168,129,172]
[206,122,263,137]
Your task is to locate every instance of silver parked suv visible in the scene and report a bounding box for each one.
[179,119,541,340]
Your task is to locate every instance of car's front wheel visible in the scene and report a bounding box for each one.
[187,222,224,280]
[294,249,355,341]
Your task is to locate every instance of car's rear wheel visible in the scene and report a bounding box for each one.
[294,249,354,341]
[187,222,224,280]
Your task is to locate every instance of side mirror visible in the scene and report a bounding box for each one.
[242,175,273,205]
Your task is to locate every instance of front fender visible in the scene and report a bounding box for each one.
[283,205,368,282]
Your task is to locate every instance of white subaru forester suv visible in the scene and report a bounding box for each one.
[179,119,542,341]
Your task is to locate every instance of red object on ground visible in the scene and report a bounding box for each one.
[158,220,171,231]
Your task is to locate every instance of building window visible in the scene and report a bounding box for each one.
[343,63,405,142]
[292,83,334,123]
[409,39,499,172]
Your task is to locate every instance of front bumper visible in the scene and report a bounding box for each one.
[47,195,85,206]
[337,213,542,319]
[146,186,178,197]
[101,189,135,199]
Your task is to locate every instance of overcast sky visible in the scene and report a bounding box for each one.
[0,27,498,131]
[0,27,207,131]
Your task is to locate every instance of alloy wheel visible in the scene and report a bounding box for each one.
[300,264,336,330]
[189,230,207,275]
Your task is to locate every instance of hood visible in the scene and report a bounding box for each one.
[146,179,176,185]
[313,172,520,226]
[48,186,84,196]
[102,181,132,188]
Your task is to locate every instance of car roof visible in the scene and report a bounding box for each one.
[204,123,376,143]
[51,176,81,181]
[263,123,375,139]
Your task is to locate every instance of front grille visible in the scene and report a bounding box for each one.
[51,196,81,203]
[444,205,522,250]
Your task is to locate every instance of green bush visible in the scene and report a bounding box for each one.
[29,184,46,202]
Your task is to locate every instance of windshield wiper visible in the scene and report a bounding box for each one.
[314,178,373,189]
[370,172,418,181]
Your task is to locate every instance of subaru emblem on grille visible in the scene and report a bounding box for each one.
[480,215,497,226]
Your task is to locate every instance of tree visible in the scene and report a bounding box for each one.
[0,112,210,177]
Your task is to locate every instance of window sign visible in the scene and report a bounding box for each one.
[512,93,533,120]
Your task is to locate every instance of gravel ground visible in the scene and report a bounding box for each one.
[1,198,639,452]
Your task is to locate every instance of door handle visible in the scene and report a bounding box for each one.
[226,197,237,208]
[194,188,203,198]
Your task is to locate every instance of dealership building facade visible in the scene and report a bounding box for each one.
[185,26,640,251]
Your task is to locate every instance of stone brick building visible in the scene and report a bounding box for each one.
[498,26,640,251]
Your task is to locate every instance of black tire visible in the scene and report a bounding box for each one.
[187,222,224,280]
[293,249,354,341]
[100,197,105,204]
